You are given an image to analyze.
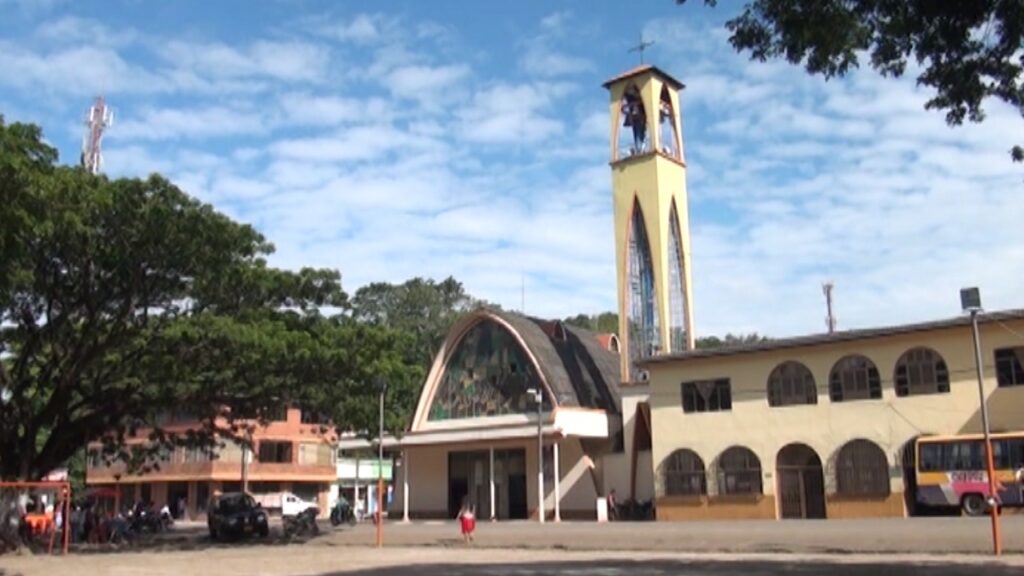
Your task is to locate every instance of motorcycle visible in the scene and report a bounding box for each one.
[283,507,319,538]
[329,501,357,527]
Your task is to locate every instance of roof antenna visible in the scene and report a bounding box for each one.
[628,32,655,64]
[823,281,837,333]
[521,273,526,314]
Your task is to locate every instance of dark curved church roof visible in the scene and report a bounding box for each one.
[486,309,622,414]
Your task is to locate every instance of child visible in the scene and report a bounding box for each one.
[458,500,476,545]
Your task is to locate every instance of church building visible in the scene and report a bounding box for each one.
[391,64,695,520]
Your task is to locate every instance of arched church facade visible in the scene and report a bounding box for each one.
[391,308,653,520]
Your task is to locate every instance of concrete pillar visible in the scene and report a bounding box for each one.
[554,441,561,522]
[489,446,496,521]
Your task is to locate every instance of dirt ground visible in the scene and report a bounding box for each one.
[3,517,1024,575]
[2,546,1023,576]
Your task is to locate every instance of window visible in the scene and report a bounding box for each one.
[298,443,333,466]
[427,320,549,421]
[918,443,943,472]
[894,347,950,396]
[258,441,293,463]
[716,446,762,495]
[767,361,818,406]
[681,379,731,413]
[829,355,882,402]
[995,348,1024,387]
[836,440,890,496]
[663,449,706,496]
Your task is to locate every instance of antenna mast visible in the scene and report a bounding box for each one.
[822,281,837,333]
[81,96,113,175]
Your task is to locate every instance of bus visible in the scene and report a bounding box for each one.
[915,432,1024,516]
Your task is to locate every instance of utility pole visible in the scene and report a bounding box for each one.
[961,287,1002,556]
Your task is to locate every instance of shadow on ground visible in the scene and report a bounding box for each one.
[313,559,1021,576]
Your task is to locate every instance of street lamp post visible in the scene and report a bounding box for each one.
[961,287,1001,556]
[375,376,387,548]
[526,387,544,523]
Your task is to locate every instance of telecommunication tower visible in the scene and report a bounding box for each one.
[822,281,837,333]
[81,96,113,175]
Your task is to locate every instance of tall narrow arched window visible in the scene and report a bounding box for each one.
[626,199,659,380]
[658,84,680,160]
[618,84,648,157]
[666,199,688,353]
[829,355,882,402]
[894,347,950,397]
[835,439,890,496]
[717,446,762,495]
[662,449,706,496]
[767,361,818,407]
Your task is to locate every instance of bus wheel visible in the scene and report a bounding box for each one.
[961,494,987,517]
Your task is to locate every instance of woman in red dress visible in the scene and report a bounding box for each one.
[457,499,476,545]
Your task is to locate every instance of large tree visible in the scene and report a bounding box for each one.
[349,277,479,425]
[681,0,1024,161]
[0,117,417,483]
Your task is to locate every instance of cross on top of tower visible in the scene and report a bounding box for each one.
[628,33,655,64]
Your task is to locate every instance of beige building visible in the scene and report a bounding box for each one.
[392,308,654,520]
[642,310,1024,521]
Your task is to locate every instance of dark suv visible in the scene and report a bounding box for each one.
[207,492,269,541]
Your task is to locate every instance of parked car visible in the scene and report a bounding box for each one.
[207,493,269,541]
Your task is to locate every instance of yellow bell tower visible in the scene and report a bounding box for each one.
[604,65,696,383]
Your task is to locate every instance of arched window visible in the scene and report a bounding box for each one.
[767,361,818,407]
[829,355,882,402]
[428,320,549,421]
[894,347,950,397]
[626,200,660,380]
[662,449,706,496]
[658,84,680,160]
[717,446,762,495]
[835,439,891,496]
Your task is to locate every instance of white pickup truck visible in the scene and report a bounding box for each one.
[251,492,318,517]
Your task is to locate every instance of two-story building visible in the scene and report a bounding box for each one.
[642,309,1024,521]
[86,407,336,519]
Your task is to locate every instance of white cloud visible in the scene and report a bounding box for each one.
[0,42,167,95]
[278,93,392,126]
[457,83,565,144]
[384,64,470,102]
[115,106,265,140]
[158,40,330,83]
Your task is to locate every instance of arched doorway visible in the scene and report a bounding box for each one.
[776,443,826,519]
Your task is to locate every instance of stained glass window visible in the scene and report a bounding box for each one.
[628,200,660,380]
[667,200,688,353]
[428,320,549,421]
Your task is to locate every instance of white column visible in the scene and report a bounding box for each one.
[553,441,561,523]
[489,446,496,521]
[354,454,360,520]
[402,449,410,523]
[537,443,545,523]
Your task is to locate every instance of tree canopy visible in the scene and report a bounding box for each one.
[0,117,418,480]
[682,0,1024,161]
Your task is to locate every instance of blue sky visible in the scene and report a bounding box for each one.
[2,0,1022,338]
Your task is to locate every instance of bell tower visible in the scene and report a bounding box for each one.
[604,65,696,383]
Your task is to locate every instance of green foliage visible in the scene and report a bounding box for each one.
[348,277,481,433]
[563,311,619,335]
[695,333,771,350]
[0,117,417,480]
[681,0,1024,161]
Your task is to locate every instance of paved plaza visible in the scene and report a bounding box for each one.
[4,517,1024,575]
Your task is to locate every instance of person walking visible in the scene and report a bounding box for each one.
[457,499,476,545]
